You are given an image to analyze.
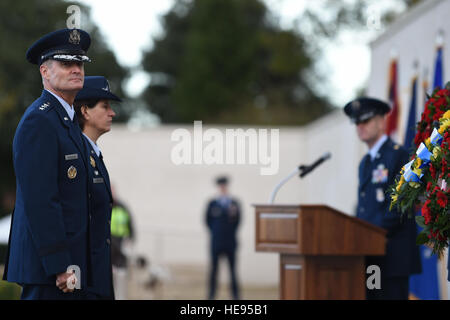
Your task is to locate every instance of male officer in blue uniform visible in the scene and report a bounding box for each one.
[205,176,241,300]
[344,97,421,300]
[2,29,97,299]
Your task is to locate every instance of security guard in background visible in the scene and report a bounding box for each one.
[74,76,122,299]
[205,176,241,300]
[2,29,96,299]
[110,190,134,300]
[344,97,421,300]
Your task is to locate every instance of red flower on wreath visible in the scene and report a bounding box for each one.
[437,191,448,208]
[430,163,437,179]
[421,199,432,225]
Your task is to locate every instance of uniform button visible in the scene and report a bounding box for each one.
[110,203,113,208]
[106,239,111,245]
[108,220,111,225]
[88,193,91,199]
[360,208,365,213]
[361,192,365,197]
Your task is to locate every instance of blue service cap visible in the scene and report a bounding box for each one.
[26,28,91,65]
[216,176,229,185]
[75,76,121,102]
[344,97,391,124]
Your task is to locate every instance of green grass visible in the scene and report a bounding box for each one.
[0,266,21,300]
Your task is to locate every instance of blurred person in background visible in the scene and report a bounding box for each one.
[74,75,121,299]
[110,185,135,300]
[205,176,241,300]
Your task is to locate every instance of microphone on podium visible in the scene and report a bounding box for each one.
[269,152,332,204]
[298,152,332,178]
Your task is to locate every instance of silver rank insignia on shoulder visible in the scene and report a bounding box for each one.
[90,156,96,168]
[67,166,77,179]
[39,102,50,110]
[376,188,385,202]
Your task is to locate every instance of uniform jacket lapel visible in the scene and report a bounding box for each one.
[44,90,87,168]
[84,137,112,201]
[360,137,391,190]
[376,137,391,160]
[96,153,112,201]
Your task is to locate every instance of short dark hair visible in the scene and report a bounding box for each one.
[74,99,100,129]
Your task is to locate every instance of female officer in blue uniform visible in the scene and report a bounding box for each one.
[74,76,121,299]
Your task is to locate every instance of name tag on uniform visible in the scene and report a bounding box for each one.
[65,153,78,160]
[93,177,104,184]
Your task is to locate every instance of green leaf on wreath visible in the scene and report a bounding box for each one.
[415,215,426,228]
[416,232,429,245]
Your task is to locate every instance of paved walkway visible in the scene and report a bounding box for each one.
[0,264,278,300]
[126,263,278,300]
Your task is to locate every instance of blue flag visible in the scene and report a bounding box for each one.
[433,46,443,89]
[404,77,417,153]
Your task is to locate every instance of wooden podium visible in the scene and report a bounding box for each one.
[254,204,386,300]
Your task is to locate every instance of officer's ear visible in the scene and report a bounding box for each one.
[81,105,90,120]
[39,60,53,81]
[380,114,388,129]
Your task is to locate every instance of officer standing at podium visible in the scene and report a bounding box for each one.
[344,97,421,300]
[2,29,95,299]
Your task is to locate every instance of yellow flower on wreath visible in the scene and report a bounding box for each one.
[396,175,405,192]
[391,193,398,203]
[442,110,450,119]
[414,157,423,168]
[432,146,441,160]
[409,182,421,188]
[439,119,450,135]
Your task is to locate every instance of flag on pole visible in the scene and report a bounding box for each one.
[433,46,443,89]
[386,59,400,138]
[404,77,418,152]
[406,75,440,300]
[422,68,429,109]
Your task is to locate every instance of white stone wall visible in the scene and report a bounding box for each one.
[100,110,365,286]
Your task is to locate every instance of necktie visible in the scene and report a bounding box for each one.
[362,154,372,182]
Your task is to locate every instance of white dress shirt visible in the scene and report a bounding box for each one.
[368,134,388,161]
[45,89,75,121]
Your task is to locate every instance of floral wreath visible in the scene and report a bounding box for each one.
[390,83,450,256]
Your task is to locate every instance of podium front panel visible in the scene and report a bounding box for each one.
[255,204,386,255]
[255,208,302,253]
